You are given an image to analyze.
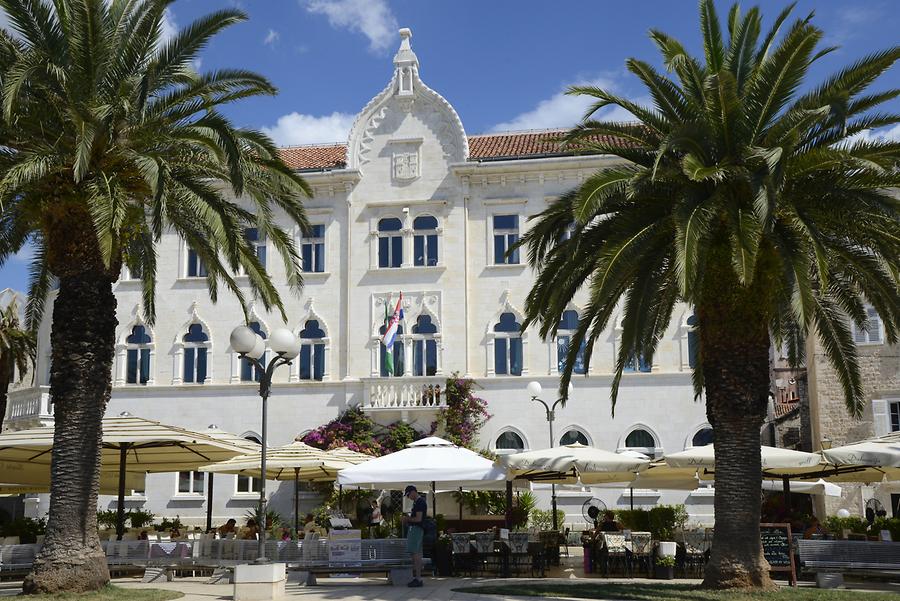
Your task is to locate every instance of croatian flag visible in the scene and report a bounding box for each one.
[381,293,404,348]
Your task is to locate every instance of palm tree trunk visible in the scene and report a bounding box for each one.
[0,351,10,432]
[22,272,116,594]
[698,251,775,590]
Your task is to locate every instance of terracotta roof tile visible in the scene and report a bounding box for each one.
[277,129,617,171]
[278,143,347,171]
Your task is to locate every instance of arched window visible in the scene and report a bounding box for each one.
[379,322,404,377]
[240,322,266,382]
[377,217,403,268]
[182,324,209,384]
[624,427,658,457]
[493,312,523,376]
[411,315,438,376]
[413,215,439,267]
[560,429,589,446]
[299,320,326,381]
[686,313,698,369]
[125,325,151,385]
[692,427,714,447]
[557,309,586,375]
[495,431,525,452]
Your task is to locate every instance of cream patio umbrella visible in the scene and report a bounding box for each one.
[0,414,251,537]
[664,443,832,511]
[501,443,651,484]
[199,440,371,532]
[0,471,146,496]
[820,432,900,482]
[200,425,261,532]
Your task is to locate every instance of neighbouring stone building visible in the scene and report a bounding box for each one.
[806,308,900,518]
[5,29,718,529]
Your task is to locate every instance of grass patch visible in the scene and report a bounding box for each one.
[18,584,183,601]
[453,583,898,601]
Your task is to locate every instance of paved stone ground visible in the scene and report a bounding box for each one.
[116,576,698,601]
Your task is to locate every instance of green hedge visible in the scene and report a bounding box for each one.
[614,505,688,540]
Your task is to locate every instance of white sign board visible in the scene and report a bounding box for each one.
[328,529,362,565]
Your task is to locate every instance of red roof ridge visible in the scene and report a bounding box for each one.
[279,141,347,150]
[469,128,569,138]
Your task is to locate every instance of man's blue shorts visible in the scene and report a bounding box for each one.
[407,525,424,554]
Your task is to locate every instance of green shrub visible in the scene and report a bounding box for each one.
[0,517,46,543]
[655,554,676,567]
[616,509,651,532]
[529,508,565,531]
[871,517,900,541]
[648,505,688,541]
[824,516,869,536]
[97,509,119,529]
[157,516,184,532]
[129,509,156,528]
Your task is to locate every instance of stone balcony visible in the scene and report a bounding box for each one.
[360,376,447,419]
[4,386,54,430]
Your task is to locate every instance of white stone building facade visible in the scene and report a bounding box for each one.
[7,30,713,529]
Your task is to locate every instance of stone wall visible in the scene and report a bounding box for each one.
[807,334,900,515]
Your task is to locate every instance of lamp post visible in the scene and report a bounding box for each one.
[230,325,300,563]
[526,380,573,532]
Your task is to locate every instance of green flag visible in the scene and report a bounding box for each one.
[383,301,393,376]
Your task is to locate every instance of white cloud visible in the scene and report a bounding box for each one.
[490,76,639,132]
[843,124,900,145]
[304,0,398,53]
[160,8,177,43]
[263,29,280,47]
[262,111,355,145]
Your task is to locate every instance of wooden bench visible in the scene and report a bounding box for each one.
[798,539,900,587]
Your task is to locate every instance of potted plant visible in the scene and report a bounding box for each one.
[654,554,676,580]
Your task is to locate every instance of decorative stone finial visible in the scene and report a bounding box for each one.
[394,27,418,68]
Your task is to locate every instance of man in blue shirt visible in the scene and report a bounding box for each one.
[402,485,427,587]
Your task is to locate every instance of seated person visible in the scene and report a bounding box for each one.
[803,516,828,539]
[217,518,237,538]
[598,511,622,532]
[239,518,259,540]
[302,514,321,537]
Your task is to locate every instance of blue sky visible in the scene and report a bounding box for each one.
[1,0,899,292]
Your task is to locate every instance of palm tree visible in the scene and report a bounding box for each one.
[0,299,36,431]
[518,0,899,589]
[0,0,310,593]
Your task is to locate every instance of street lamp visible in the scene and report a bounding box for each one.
[527,380,573,532]
[230,324,300,562]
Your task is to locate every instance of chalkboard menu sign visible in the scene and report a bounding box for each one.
[760,523,796,585]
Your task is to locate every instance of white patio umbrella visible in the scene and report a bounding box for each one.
[337,436,515,525]
[0,414,250,537]
[501,443,650,484]
[337,436,510,490]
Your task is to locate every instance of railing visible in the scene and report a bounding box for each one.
[0,539,413,571]
[4,387,53,428]
[362,376,447,410]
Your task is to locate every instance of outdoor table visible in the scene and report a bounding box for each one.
[149,542,191,559]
